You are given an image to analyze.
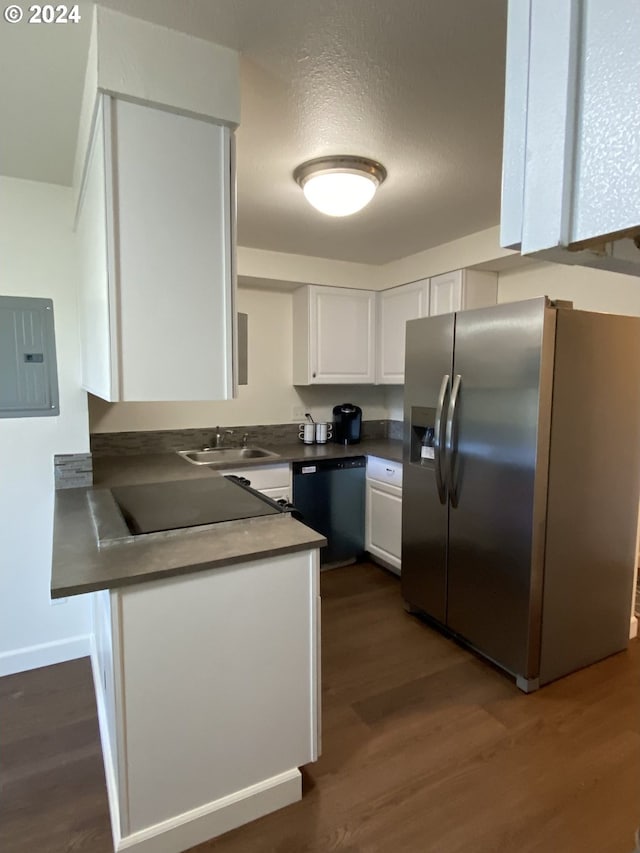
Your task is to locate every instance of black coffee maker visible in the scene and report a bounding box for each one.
[332,403,362,445]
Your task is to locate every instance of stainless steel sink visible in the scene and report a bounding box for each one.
[177,447,280,466]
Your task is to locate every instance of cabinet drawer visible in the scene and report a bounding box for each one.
[367,456,403,488]
[223,463,291,492]
[261,486,291,503]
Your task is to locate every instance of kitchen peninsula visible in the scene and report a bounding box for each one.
[51,452,325,853]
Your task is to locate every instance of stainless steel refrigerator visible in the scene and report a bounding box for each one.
[402,297,640,691]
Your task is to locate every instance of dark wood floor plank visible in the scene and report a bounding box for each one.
[1,562,638,853]
[0,657,98,746]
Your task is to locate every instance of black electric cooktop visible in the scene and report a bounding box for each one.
[110,476,282,535]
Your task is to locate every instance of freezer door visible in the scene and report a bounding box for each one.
[445,298,554,679]
[401,313,455,622]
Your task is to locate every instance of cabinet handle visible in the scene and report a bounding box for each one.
[386,468,393,473]
[312,372,316,378]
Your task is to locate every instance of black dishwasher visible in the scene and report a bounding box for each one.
[292,457,366,567]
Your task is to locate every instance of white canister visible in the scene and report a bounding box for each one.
[298,423,315,444]
[315,422,333,444]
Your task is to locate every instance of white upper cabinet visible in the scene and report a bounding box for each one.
[429,269,497,317]
[377,279,430,384]
[76,96,235,402]
[292,286,376,384]
[501,0,640,276]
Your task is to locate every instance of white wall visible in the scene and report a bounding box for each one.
[384,387,405,422]
[238,247,387,290]
[239,226,516,292]
[0,178,91,676]
[89,286,389,433]
[381,225,513,288]
[498,260,640,315]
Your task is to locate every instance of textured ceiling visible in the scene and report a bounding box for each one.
[0,0,508,264]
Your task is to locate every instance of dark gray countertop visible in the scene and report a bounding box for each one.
[53,439,402,599]
[52,462,326,600]
[52,488,325,598]
[258,438,403,466]
[92,438,403,484]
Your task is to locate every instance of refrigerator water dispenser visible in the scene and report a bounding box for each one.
[409,406,436,465]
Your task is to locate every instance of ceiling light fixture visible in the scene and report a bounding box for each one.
[293,156,387,217]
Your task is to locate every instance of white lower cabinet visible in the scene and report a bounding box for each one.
[365,457,403,574]
[91,548,320,851]
[224,464,291,502]
[262,486,291,502]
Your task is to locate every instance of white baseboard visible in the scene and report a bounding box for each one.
[115,769,301,853]
[90,638,123,853]
[630,615,638,640]
[0,634,91,677]
[90,639,302,853]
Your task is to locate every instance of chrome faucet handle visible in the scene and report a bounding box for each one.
[242,433,249,447]
[213,428,233,447]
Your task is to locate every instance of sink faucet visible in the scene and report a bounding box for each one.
[214,427,234,448]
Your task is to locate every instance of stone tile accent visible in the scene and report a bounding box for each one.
[90,420,402,457]
[54,453,93,489]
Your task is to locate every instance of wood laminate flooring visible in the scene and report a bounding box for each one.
[1,563,639,853]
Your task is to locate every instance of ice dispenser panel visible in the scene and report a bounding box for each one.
[409,406,436,465]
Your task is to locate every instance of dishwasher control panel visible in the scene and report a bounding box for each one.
[293,457,366,475]
[334,458,366,469]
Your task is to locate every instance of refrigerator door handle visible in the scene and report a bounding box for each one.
[434,373,450,504]
[445,374,462,508]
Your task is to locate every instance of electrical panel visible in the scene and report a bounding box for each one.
[0,296,59,418]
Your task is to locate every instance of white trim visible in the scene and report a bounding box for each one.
[0,634,91,677]
[115,769,301,853]
[90,635,123,852]
[630,615,638,641]
[91,628,303,853]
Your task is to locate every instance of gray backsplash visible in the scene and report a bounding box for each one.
[387,420,403,440]
[90,420,402,457]
[54,453,93,489]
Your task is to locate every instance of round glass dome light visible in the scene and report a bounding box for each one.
[294,157,387,217]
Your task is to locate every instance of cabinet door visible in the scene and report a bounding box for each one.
[366,480,403,573]
[461,270,498,311]
[429,270,497,316]
[111,98,235,401]
[429,270,463,316]
[377,280,430,383]
[76,100,117,400]
[311,288,376,383]
[501,0,640,275]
